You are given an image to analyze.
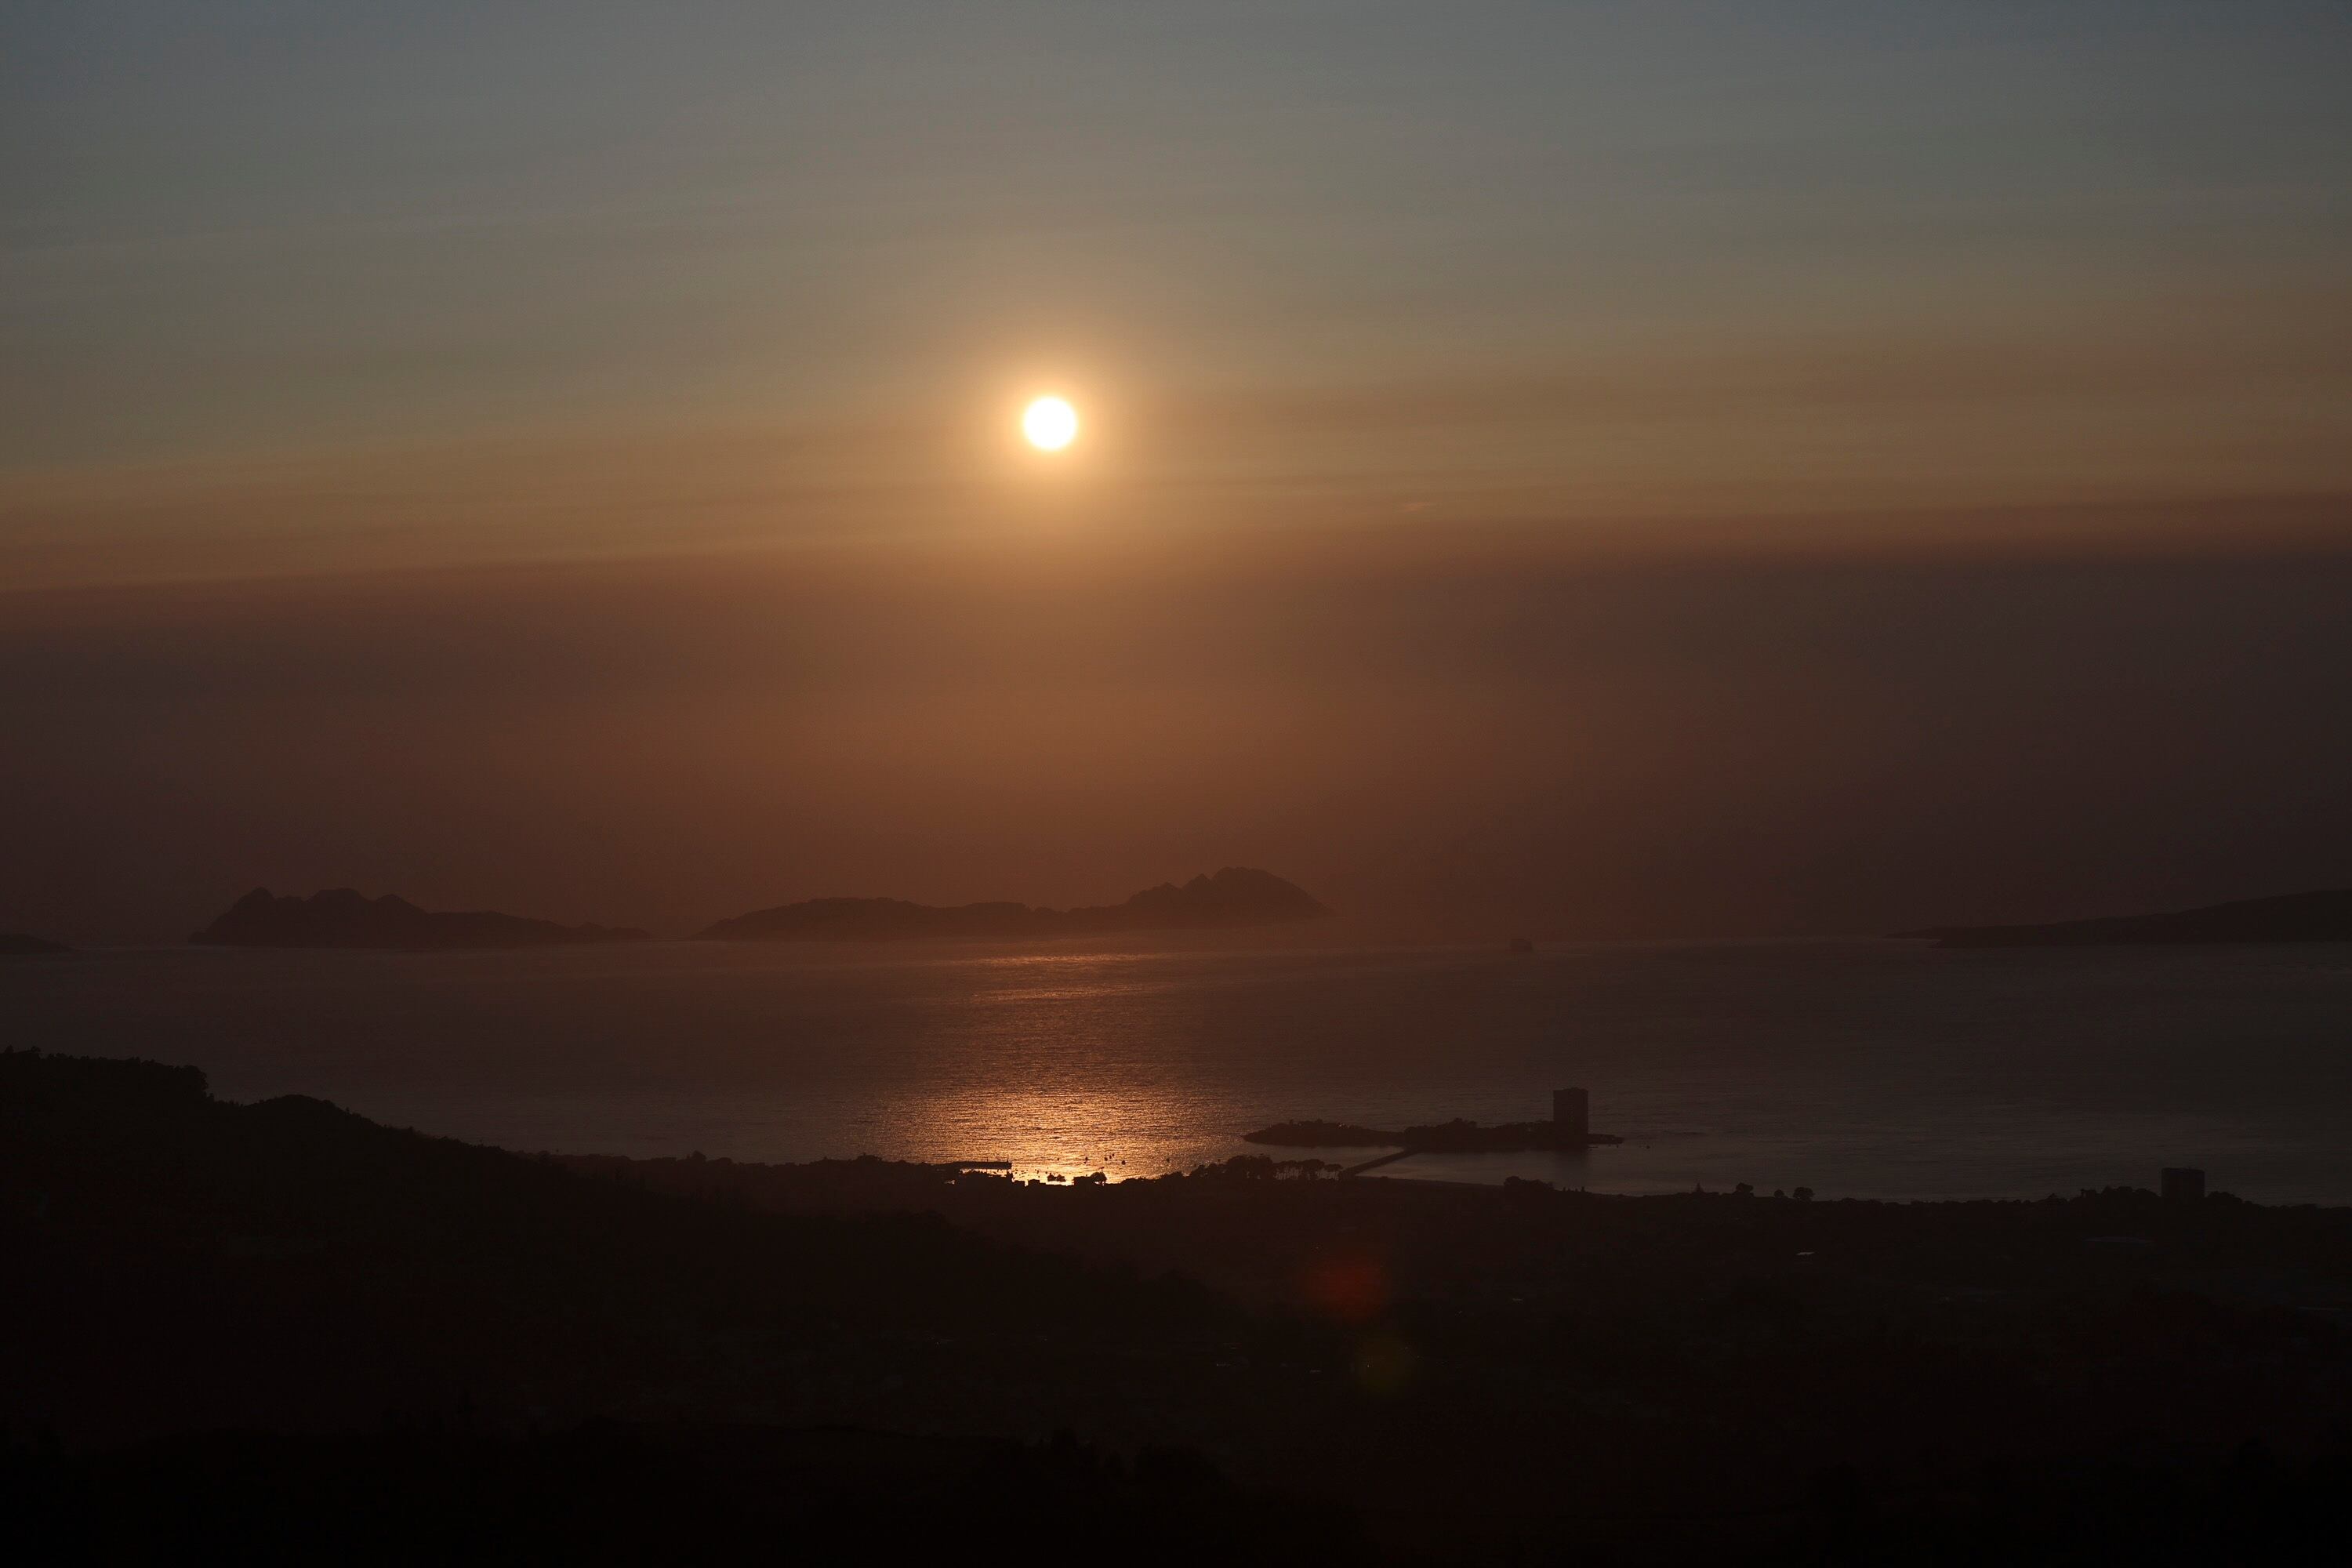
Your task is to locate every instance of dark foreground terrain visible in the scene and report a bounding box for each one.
[9,1049,2352,1563]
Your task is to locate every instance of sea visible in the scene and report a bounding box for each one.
[7,937,2350,1203]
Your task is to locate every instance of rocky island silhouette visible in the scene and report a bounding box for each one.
[697,866,1332,942]
[1902,888,2352,948]
[0,933,71,956]
[191,888,652,951]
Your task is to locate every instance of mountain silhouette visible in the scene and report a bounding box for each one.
[1900,888,2352,948]
[191,888,652,950]
[698,867,1332,942]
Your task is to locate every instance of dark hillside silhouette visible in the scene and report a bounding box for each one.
[191,887,652,950]
[13,1047,2352,1562]
[698,866,1331,942]
[1,1047,1224,1450]
[1904,888,2352,948]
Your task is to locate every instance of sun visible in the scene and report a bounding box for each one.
[1022,395,1080,452]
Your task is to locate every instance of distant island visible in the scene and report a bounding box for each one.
[697,866,1332,942]
[0,932,71,956]
[191,887,652,951]
[1900,889,2352,949]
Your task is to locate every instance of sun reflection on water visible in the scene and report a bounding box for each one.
[891,1081,1218,1182]
[23,940,2344,1200]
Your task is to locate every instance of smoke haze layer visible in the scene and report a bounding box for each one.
[7,517,2348,944]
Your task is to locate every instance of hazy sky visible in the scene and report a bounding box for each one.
[9,3,2352,578]
[5,5,2350,938]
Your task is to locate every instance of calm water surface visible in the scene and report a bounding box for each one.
[6,938,2350,1201]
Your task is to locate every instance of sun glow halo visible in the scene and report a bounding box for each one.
[1022,396,1080,452]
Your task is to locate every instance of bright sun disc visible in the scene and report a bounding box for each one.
[1022,396,1079,451]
